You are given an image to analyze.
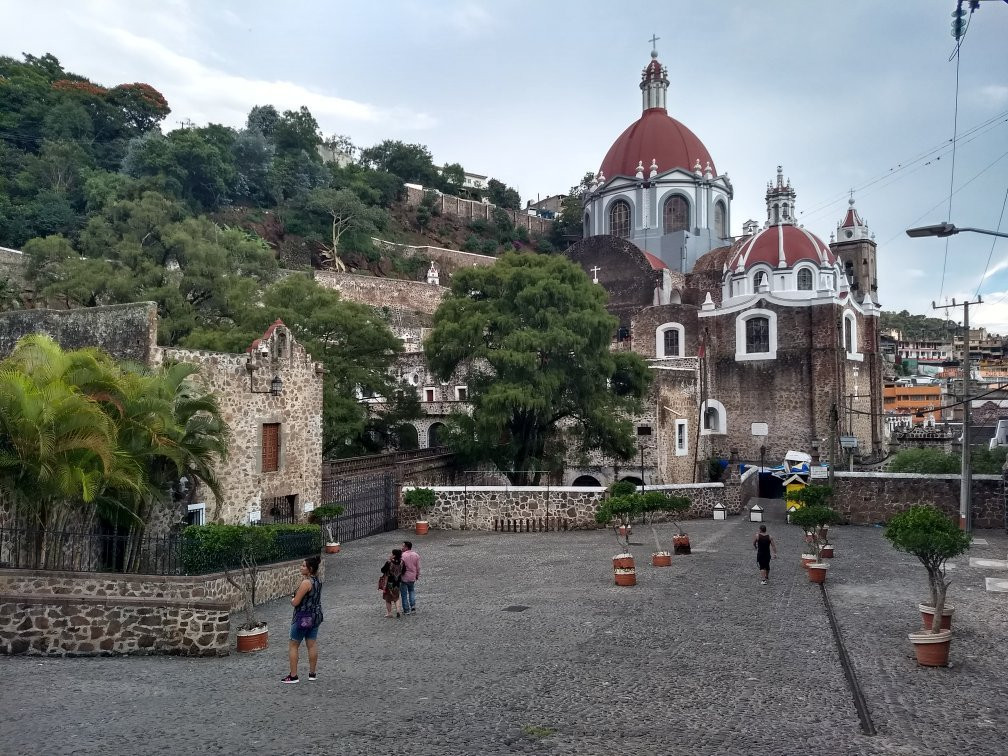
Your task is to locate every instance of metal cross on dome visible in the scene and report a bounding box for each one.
[590,265,601,284]
[649,34,660,53]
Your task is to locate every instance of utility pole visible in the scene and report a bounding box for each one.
[932,297,982,535]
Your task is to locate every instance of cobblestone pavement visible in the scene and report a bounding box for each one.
[1,502,1005,755]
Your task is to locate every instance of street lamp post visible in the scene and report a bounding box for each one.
[906,223,1008,240]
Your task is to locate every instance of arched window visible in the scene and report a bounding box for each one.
[663,195,689,233]
[843,313,858,356]
[746,317,770,354]
[583,212,590,236]
[608,200,631,238]
[655,323,685,358]
[753,271,767,291]
[701,399,727,435]
[782,203,790,220]
[797,268,814,290]
[704,407,718,430]
[713,201,726,239]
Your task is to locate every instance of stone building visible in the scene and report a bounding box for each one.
[0,303,324,530]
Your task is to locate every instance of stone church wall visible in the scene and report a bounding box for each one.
[831,472,1003,529]
[315,270,445,315]
[161,328,323,525]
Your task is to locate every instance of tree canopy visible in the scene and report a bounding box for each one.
[425,252,651,483]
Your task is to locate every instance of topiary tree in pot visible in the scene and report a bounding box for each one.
[788,505,839,583]
[309,505,345,552]
[222,526,274,652]
[403,487,435,534]
[595,483,642,585]
[885,505,971,666]
[640,491,691,564]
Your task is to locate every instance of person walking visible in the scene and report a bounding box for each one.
[282,555,323,684]
[380,548,404,618]
[753,525,777,585]
[400,540,421,615]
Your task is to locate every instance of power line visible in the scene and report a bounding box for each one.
[939,31,965,303]
[974,182,1008,297]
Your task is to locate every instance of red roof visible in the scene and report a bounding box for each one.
[643,251,668,270]
[840,204,863,229]
[247,319,286,353]
[599,108,715,181]
[727,224,834,271]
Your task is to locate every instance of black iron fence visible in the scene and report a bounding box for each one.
[0,526,320,576]
[319,471,398,543]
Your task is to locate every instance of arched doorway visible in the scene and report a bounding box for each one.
[572,475,602,487]
[619,476,643,487]
[397,424,419,450]
[428,422,446,448]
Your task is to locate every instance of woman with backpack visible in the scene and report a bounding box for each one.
[282,555,323,684]
[380,548,404,618]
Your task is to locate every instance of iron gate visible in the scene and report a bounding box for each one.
[319,471,398,543]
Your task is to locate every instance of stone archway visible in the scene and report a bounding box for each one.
[398,424,419,450]
[619,476,644,487]
[572,475,602,487]
[428,422,446,448]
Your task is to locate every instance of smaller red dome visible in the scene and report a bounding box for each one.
[727,224,834,272]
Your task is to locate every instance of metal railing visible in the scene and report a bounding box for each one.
[0,526,321,576]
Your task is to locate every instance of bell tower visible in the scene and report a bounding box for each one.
[830,195,877,304]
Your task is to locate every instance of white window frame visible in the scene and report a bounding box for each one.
[186,502,206,526]
[795,265,815,291]
[455,385,468,401]
[675,419,689,456]
[655,322,686,358]
[844,312,864,362]
[735,308,778,362]
[700,399,727,435]
[423,386,436,402]
[750,265,772,294]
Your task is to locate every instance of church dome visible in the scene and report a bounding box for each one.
[727,223,835,272]
[599,108,716,180]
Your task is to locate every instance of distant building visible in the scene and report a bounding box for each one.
[883,383,943,426]
[526,194,565,219]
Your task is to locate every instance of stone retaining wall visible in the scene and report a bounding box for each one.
[401,484,731,530]
[0,556,318,657]
[832,472,1004,528]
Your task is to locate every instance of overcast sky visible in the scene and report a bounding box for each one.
[2,1,1007,331]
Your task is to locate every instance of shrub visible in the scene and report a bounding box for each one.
[308,505,345,523]
[403,487,435,516]
[785,484,833,509]
[468,218,490,234]
[463,234,481,252]
[480,238,498,255]
[180,524,321,574]
[887,448,960,474]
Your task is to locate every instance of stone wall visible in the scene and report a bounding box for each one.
[315,270,446,316]
[0,301,159,363]
[0,556,317,657]
[403,186,553,234]
[372,238,497,275]
[161,322,323,525]
[0,246,26,286]
[401,483,733,530]
[832,471,1004,529]
[739,466,758,507]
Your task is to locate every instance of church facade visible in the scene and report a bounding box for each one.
[562,48,885,486]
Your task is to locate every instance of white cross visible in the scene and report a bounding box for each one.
[590,265,601,284]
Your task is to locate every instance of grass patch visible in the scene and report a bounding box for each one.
[522,725,555,739]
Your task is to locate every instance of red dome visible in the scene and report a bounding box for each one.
[599,109,715,180]
[727,224,835,271]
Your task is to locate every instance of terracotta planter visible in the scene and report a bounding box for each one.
[614,567,636,586]
[800,553,816,569]
[820,545,834,559]
[415,520,429,535]
[651,552,672,567]
[909,629,952,667]
[807,562,828,584]
[612,554,634,570]
[919,603,955,631]
[672,535,691,555]
[618,524,632,537]
[236,625,269,653]
[324,543,341,554]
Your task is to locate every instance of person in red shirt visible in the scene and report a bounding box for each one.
[400,541,421,614]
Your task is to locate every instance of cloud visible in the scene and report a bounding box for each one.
[976,84,1008,108]
[84,22,436,132]
[980,256,1008,283]
[904,268,926,278]
[971,293,1008,334]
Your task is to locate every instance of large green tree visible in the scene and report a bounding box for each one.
[359,139,439,186]
[425,252,651,483]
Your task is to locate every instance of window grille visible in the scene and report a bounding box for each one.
[745,317,770,353]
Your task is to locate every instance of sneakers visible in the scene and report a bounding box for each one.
[308,672,317,682]
[760,579,768,585]
[281,675,299,684]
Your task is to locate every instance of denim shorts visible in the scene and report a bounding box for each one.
[289,622,320,642]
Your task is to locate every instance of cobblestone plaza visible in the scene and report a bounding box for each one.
[1,504,1005,755]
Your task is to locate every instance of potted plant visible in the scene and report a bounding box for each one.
[595,483,639,586]
[224,527,273,653]
[403,487,435,535]
[641,491,690,566]
[309,505,345,553]
[884,505,971,667]
[788,504,839,584]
